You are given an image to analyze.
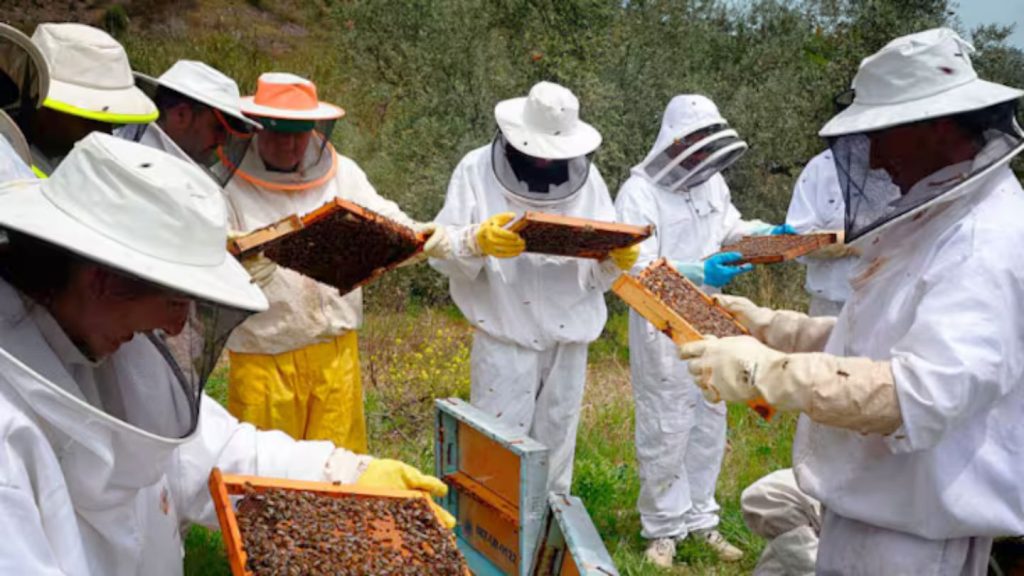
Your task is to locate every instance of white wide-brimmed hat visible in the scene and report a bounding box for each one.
[820,28,1024,137]
[0,133,266,312]
[32,23,157,124]
[135,60,261,130]
[240,72,344,121]
[494,81,602,160]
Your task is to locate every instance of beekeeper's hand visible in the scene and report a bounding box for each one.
[356,459,456,528]
[608,244,640,271]
[714,294,835,353]
[679,335,901,435]
[399,222,453,267]
[228,231,277,289]
[471,212,525,258]
[807,230,860,259]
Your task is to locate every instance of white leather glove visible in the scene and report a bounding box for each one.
[714,294,836,353]
[806,230,860,259]
[323,448,374,484]
[399,222,453,267]
[679,335,901,435]
[228,231,277,289]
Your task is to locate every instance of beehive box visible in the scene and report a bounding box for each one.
[529,494,619,576]
[506,212,652,259]
[209,468,468,576]
[228,198,426,296]
[713,232,838,265]
[435,398,550,576]
[612,259,775,420]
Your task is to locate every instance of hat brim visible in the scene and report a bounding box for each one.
[494,97,602,160]
[44,77,158,124]
[820,79,1024,137]
[134,72,263,131]
[240,96,345,121]
[0,179,267,312]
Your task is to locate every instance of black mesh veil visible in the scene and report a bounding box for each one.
[830,101,1024,243]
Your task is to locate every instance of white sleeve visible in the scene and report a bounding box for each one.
[615,179,660,274]
[718,179,771,244]
[582,169,623,291]
[338,157,416,227]
[173,396,365,528]
[429,157,488,280]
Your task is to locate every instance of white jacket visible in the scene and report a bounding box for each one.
[430,145,620,350]
[0,278,363,575]
[785,150,856,303]
[222,138,414,355]
[793,166,1024,539]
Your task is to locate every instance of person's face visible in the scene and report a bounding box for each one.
[867,118,976,194]
[163,104,228,165]
[30,107,112,159]
[257,129,312,172]
[53,266,192,360]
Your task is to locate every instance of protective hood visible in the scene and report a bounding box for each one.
[634,94,748,193]
[824,28,1024,244]
[490,131,591,206]
[225,130,338,192]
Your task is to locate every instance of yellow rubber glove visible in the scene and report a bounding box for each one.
[679,335,901,435]
[355,459,456,528]
[609,244,640,271]
[475,212,525,258]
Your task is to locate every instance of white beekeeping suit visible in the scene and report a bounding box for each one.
[785,149,857,317]
[431,82,622,495]
[679,28,1024,576]
[615,94,778,566]
[0,134,445,575]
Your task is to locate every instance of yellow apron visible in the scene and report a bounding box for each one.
[228,331,367,453]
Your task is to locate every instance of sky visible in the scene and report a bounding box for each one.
[956,0,1024,48]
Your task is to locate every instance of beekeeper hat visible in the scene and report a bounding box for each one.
[494,81,602,160]
[0,133,266,312]
[32,23,157,124]
[240,72,345,127]
[820,28,1023,137]
[135,60,261,130]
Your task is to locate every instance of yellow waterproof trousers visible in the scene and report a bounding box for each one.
[227,331,368,453]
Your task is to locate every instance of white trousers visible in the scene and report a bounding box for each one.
[742,468,820,576]
[629,311,727,539]
[469,330,588,494]
[817,509,992,576]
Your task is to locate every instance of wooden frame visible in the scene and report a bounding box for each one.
[506,211,652,259]
[226,198,426,295]
[715,232,838,264]
[208,468,466,576]
[612,259,775,420]
[529,493,619,576]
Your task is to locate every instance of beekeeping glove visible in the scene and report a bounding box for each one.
[355,459,456,528]
[680,335,901,435]
[713,294,835,353]
[228,231,277,289]
[399,222,453,267]
[806,230,860,259]
[608,244,640,271]
[466,212,525,258]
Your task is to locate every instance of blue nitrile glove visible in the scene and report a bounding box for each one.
[674,261,706,285]
[770,224,796,236]
[703,252,753,288]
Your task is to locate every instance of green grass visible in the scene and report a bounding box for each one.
[186,310,795,574]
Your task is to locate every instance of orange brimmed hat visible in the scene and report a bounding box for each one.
[240,72,345,123]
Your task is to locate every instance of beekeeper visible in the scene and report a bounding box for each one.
[119,59,260,180]
[614,94,792,566]
[680,28,1024,575]
[221,73,449,452]
[430,81,638,494]
[0,133,451,575]
[785,149,859,317]
[0,23,47,178]
[18,23,157,176]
